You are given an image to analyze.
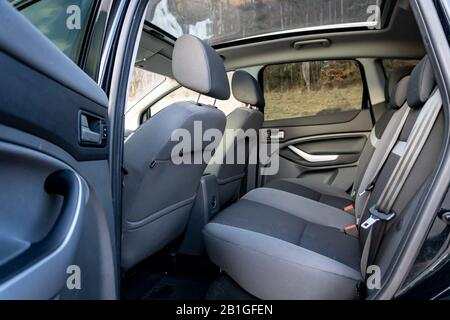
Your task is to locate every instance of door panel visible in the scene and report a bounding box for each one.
[0,143,87,299]
[0,1,116,299]
[261,109,372,191]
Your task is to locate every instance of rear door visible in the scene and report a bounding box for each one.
[259,60,374,192]
[0,1,117,299]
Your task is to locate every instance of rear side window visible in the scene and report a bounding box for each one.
[382,59,420,78]
[263,60,364,121]
[11,0,95,64]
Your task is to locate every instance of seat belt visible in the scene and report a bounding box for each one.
[354,104,411,224]
[359,90,442,279]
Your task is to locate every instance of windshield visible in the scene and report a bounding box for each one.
[147,0,383,45]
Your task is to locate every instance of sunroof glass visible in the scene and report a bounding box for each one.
[147,0,383,45]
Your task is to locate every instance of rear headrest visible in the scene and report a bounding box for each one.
[407,56,436,109]
[172,35,230,100]
[385,65,414,102]
[389,76,410,109]
[232,71,265,108]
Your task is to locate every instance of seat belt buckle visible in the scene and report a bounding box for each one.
[361,205,396,230]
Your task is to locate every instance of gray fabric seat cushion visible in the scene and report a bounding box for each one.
[205,107,263,208]
[264,178,354,209]
[204,70,264,208]
[203,188,361,300]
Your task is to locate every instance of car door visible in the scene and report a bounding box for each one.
[0,0,117,299]
[258,59,376,193]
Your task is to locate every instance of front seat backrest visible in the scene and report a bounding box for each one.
[122,35,228,270]
[205,70,264,208]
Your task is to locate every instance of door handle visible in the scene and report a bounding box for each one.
[287,145,338,162]
[79,112,107,146]
[81,124,101,145]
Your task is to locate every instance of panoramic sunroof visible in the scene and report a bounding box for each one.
[147,0,384,45]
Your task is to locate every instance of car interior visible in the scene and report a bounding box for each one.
[117,0,449,300]
[2,0,449,301]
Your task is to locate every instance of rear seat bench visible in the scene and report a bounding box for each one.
[203,57,443,300]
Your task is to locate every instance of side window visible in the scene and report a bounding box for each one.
[142,86,199,123]
[10,0,95,64]
[127,67,166,112]
[141,72,242,123]
[382,59,420,78]
[263,60,364,121]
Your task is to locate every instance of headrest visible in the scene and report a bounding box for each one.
[389,76,410,109]
[172,35,230,100]
[231,71,265,108]
[407,56,436,109]
[385,65,414,102]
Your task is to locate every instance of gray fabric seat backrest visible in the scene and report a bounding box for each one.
[357,57,442,292]
[205,71,264,208]
[351,66,414,197]
[122,35,228,270]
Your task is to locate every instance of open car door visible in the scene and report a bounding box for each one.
[0,1,117,299]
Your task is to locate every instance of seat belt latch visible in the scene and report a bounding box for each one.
[361,205,396,230]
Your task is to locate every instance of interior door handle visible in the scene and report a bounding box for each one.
[287,145,338,163]
[79,112,107,146]
[81,125,101,144]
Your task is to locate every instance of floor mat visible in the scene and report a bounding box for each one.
[205,274,256,300]
[141,275,211,300]
[122,253,219,300]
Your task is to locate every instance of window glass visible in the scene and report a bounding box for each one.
[127,68,166,112]
[141,72,242,123]
[382,59,420,78]
[144,86,199,122]
[263,60,364,121]
[147,0,383,45]
[12,0,95,63]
